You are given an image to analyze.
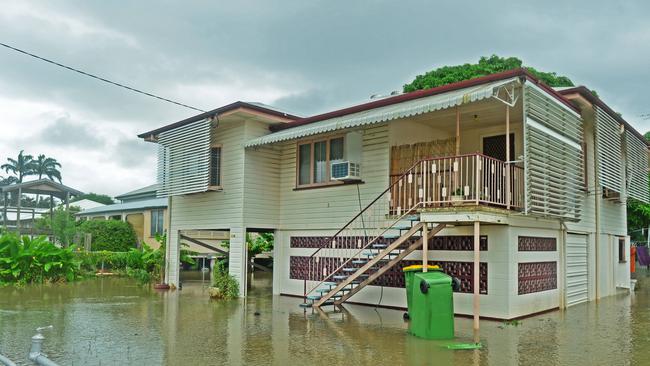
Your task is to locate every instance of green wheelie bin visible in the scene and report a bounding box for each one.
[408,269,456,340]
[402,264,440,318]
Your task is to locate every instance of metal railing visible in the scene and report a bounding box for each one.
[302,153,524,300]
[390,153,524,211]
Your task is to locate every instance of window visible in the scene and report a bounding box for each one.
[210,146,222,187]
[297,136,344,187]
[150,209,165,237]
[618,237,626,263]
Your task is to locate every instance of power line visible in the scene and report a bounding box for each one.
[0,41,207,113]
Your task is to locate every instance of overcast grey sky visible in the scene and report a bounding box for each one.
[1,1,648,196]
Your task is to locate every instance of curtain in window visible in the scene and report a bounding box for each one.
[298,144,311,185]
[330,137,344,164]
[313,141,327,183]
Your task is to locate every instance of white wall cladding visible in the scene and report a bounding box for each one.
[594,107,624,193]
[156,119,212,197]
[524,84,584,220]
[625,130,649,203]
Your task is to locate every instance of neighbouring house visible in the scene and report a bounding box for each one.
[68,199,105,211]
[1,179,85,236]
[77,184,168,249]
[137,69,649,321]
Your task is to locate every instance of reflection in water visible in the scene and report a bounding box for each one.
[0,270,648,365]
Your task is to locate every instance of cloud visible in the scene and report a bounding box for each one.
[1,0,649,197]
[33,116,105,149]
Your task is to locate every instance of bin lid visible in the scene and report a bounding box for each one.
[402,264,440,272]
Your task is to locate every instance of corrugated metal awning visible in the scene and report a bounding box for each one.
[245,77,521,147]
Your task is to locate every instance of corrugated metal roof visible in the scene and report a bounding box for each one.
[77,197,167,216]
[244,77,520,147]
[115,184,158,201]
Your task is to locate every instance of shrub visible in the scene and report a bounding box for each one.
[79,220,137,251]
[210,260,239,300]
[0,234,81,285]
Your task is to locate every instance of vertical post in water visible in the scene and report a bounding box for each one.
[473,221,480,332]
[422,223,428,272]
[506,105,511,210]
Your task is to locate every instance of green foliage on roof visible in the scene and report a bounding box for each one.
[403,55,574,93]
[71,192,114,205]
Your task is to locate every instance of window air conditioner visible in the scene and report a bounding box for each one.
[331,161,361,182]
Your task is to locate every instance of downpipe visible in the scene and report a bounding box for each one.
[28,326,59,366]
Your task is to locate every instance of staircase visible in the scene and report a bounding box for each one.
[300,157,448,309]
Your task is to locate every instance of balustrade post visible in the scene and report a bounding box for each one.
[475,155,481,205]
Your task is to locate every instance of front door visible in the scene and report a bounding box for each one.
[482,133,515,162]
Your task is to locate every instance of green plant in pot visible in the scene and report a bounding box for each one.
[450,187,464,205]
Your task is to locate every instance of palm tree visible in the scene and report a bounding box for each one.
[1,150,35,183]
[33,154,62,182]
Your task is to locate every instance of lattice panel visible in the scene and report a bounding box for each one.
[518,261,557,295]
[290,256,488,294]
[518,236,557,251]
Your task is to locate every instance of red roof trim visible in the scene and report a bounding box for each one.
[558,86,649,146]
[137,101,300,138]
[271,68,580,132]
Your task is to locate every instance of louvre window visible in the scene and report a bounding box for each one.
[210,146,222,187]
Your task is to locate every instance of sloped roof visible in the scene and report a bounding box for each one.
[137,101,301,138]
[77,197,167,216]
[0,179,84,199]
[115,184,158,201]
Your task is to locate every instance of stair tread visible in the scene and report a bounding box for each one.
[299,302,313,308]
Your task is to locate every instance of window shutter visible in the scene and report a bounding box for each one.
[625,130,649,203]
[156,119,212,197]
[595,107,624,194]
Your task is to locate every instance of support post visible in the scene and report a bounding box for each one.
[16,187,22,233]
[49,194,53,222]
[65,192,70,212]
[506,105,511,210]
[2,192,7,228]
[422,223,428,272]
[473,221,480,331]
[455,107,461,155]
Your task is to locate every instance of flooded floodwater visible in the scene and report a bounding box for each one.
[0,270,649,366]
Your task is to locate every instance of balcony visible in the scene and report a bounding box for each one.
[389,153,524,214]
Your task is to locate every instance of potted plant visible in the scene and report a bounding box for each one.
[450,187,464,205]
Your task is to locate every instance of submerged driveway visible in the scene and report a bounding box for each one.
[0,271,646,365]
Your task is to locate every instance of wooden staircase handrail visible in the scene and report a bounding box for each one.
[334,223,446,305]
[312,222,425,307]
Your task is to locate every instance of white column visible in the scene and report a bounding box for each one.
[228,226,248,296]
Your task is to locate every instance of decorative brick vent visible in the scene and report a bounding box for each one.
[518,261,557,294]
[291,235,488,251]
[518,236,556,251]
[289,256,487,294]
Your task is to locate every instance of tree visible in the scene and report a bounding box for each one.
[35,207,79,247]
[403,55,574,93]
[628,132,650,242]
[71,193,115,205]
[1,150,35,183]
[33,154,62,182]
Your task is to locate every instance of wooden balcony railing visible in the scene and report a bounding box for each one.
[389,153,524,213]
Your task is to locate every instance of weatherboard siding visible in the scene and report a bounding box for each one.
[243,120,281,229]
[277,124,390,231]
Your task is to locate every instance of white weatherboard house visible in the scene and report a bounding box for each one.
[139,69,649,321]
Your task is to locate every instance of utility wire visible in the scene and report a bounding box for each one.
[0,41,207,113]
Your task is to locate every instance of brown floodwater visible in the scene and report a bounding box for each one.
[0,270,648,366]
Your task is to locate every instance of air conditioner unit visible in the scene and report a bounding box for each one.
[331,161,361,182]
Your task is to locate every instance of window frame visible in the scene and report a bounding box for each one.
[618,237,627,263]
[150,209,165,237]
[209,144,223,190]
[295,135,345,188]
